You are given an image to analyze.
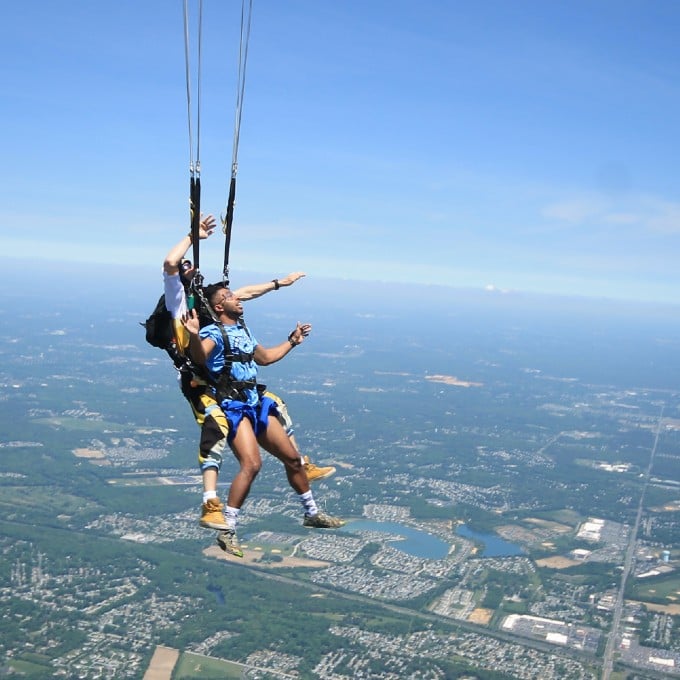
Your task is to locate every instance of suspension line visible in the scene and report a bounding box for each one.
[221,0,253,286]
[183,0,203,273]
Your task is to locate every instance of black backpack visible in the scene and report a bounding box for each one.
[141,295,174,349]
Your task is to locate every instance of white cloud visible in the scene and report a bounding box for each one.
[603,212,639,225]
[644,200,680,234]
[542,192,680,236]
[542,196,605,223]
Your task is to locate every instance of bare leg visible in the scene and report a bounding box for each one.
[226,418,262,508]
[202,467,218,493]
[288,432,301,456]
[257,416,310,494]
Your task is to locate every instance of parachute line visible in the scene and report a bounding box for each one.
[222,0,253,285]
[231,0,253,179]
[183,0,203,268]
[182,0,254,285]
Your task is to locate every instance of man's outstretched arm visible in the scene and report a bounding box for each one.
[234,272,306,301]
[254,322,312,366]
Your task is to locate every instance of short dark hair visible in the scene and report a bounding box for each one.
[203,283,227,305]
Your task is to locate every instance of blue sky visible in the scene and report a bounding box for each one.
[2,1,680,303]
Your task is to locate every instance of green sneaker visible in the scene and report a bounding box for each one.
[216,528,243,558]
[303,512,345,529]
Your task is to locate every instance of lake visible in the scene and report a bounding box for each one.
[341,520,450,559]
[456,524,524,557]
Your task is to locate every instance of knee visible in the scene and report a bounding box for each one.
[286,456,302,473]
[240,459,262,480]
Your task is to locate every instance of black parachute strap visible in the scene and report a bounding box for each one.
[190,176,201,268]
[238,314,254,343]
[222,176,236,287]
[221,0,254,286]
[184,0,203,268]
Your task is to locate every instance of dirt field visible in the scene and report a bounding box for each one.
[468,608,493,625]
[535,556,579,569]
[143,645,179,680]
[203,544,330,568]
[73,448,105,458]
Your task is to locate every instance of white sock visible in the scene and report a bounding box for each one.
[203,490,218,504]
[225,505,240,530]
[299,490,318,517]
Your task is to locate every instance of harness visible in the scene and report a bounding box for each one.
[168,321,263,406]
[210,317,266,405]
[166,333,210,386]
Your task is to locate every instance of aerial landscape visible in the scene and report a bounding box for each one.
[0,273,678,679]
[2,1,680,678]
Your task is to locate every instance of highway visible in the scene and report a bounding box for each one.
[600,407,664,680]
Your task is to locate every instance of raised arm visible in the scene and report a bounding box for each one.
[163,214,217,275]
[254,322,311,366]
[234,272,306,302]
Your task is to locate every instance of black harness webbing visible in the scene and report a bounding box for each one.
[221,176,236,286]
[190,176,201,270]
[167,311,257,404]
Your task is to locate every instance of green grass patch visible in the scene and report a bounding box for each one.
[8,658,52,676]
[627,574,680,605]
[0,486,99,512]
[531,508,582,527]
[174,651,245,679]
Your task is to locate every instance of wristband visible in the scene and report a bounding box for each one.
[288,332,297,347]
[272,279,280,290]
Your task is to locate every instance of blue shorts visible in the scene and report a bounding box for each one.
[222,396,278,443]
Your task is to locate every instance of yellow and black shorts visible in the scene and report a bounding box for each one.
[179,369,229,473]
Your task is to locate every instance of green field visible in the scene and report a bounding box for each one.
[174,651,246,679]
[628,573,680,606]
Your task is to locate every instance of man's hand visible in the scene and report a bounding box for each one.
[289,322,312,346]
[198,214,216,240]
[181,309,200,335]
[278,272,306,287]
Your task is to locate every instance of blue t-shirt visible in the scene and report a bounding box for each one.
[200,322,259,406]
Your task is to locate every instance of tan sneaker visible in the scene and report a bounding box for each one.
[304,455,336,483]
[199,497,229,530]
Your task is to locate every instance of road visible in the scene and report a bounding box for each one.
[600,407,664,680]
